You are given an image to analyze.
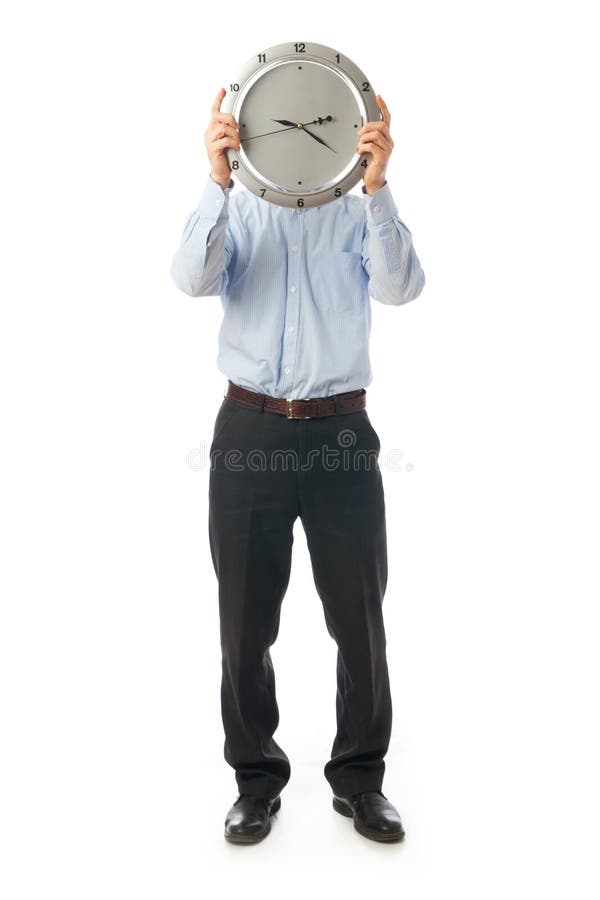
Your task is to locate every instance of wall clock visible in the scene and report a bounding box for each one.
[220,41,382,209]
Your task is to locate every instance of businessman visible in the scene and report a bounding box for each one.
[170,87,425,843]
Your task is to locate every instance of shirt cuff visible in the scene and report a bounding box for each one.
[362,181,398,226]
[198,175,235,220]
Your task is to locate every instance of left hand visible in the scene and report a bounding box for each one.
[357,94,394,194]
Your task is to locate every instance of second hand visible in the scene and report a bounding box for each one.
[242,119,328,143]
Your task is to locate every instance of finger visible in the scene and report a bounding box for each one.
[358,121,391,137]
[356,141,389,162]
[360,128,393,149]
[211,87,226,113]
[212,136,241,152]
[357,124,392,148]
[211,88,239,129]
[209,121,239,141]
[357,131,393,153]
[210,127,241,147]
[357,146,390,163]
[376,94,391,126]
[212,112,239,131]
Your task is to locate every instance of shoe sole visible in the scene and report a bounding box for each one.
[224,795,281,844]
[332,796,405,843]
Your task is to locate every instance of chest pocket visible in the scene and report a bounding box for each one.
[311,250,366,315]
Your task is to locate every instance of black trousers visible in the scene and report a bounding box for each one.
[208,390,392,800]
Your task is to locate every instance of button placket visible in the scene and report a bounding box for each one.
[280,209,302,396]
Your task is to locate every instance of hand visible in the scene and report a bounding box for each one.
[205,88,241,189]
[357,94,394,194]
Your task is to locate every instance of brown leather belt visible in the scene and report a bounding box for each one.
[225,380,367,419]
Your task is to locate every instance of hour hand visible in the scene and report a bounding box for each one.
[272,119,298,127]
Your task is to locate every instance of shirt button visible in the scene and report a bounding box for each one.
[215,199,221,206]
[296,209,302,214]
[373,205,380,213]
[284,366,290,374]
[292,245,299,252]
[289,286,296,293]
[288,325,295,333]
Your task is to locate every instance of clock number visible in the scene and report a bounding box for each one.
[335,53,340,63]
[294,42,306,53]
[231,159,239,170]
[362,81,371,92]
[257,53,266,63]
[297,198,304,207]
[361,159,368,167]
[334,188,341,197]
[259,188,266,197]
[230,83,239,92]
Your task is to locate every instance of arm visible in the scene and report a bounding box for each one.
[361,181,426,306]
[170,175,235,297]
[356,94,425,305]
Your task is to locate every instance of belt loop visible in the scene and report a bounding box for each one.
[258,393,266,414]
[332,395,338,415]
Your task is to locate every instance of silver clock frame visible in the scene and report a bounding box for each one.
[220,41,382,209]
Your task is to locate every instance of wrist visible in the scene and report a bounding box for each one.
[364,179,386,196]
[210,171,230,190]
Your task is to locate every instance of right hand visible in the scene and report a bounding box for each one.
[205,88,241,189]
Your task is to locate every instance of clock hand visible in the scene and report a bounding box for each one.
[272,119,302,127]
[302,127,337,153]
[271,116,333,128]
[243,116,335,144]
[270,116,336,151]
[242,124,299,142]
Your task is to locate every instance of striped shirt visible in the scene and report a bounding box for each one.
[170,175,425,399]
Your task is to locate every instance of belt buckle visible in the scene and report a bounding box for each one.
[286,398,312,419]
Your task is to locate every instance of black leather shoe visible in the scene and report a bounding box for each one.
[224,793,281,844]
[333,790,405,842]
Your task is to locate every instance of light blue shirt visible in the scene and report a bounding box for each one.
[170,175,425,399]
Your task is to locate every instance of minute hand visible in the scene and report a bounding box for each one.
[301,127,336,153]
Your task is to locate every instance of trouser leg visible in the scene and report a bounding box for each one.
[298,410,392,797]
[208,399,298,799]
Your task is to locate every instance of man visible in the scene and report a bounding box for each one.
[170,86,425,844]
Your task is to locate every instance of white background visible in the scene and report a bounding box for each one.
[1,1,599,897]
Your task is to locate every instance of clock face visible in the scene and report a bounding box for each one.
[221,42,381,208]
